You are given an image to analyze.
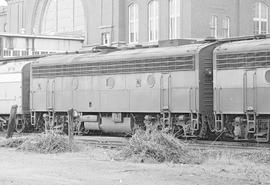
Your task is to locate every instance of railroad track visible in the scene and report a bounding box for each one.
[75,136,128,148]
[183,140,270,151]
[1,132,269,150]
[75,136,270,150]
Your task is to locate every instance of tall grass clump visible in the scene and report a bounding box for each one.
[19,132,72,153]
[120,129,201,164]
[0,131,74,154]
[0,136,28,148]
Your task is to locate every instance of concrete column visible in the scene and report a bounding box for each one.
[6,0,25,34]
[112,0,126,46]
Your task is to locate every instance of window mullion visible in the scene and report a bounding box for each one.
[56,0,59,33]
[173,4,177,38]
[259,3,261,34]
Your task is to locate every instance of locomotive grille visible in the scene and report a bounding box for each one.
[32,55,195,78]
[216,51,270,70]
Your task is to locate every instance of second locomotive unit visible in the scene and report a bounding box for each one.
[213,38,270,142]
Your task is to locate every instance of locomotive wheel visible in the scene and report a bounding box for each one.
[15,119,25,133]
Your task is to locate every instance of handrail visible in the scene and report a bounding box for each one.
[243,72,247,112]
[30,90,34,111]
[253,72,257,112]
[218,87,222,113]
[160,75,163,111]
[194,87,198,112]
[213,87,217,112]
[189,87,193,112]
[167,75,171,110]
[52,79,55,110]
[46,80,49,109]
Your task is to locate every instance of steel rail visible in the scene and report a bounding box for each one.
[75,136,270,150]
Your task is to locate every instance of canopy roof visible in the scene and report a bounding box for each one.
[0,61,29,73]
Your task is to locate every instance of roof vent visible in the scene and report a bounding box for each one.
[254,34,267,39]
[204,37,217,42]
[91,45,118,53]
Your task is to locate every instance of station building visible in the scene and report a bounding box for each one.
[0,0,269,56]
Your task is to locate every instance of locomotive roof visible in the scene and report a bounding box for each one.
[214,38,270,54]
[33,43,212,66]
[0,61,29,73]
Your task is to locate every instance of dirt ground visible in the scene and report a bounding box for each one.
[0,144,269,185]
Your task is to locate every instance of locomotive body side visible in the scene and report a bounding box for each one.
[30,43,216,136]
[213,38,270,142]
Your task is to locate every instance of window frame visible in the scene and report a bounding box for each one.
[148,0,159,42]
[210,15,218,38]
[42,0,86,36]
[101,32,111,46]
[169,0,181,39]
[253,2,269,34]
[128,3,139,44]
[222,16,230,38]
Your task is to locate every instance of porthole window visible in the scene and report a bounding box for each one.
[106,77,115,89]
[265,70,270,83]
[147,75,155,88]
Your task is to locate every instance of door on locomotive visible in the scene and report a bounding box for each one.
[243,70,257,112]
[45,79,55,129]
[160,73,171,127]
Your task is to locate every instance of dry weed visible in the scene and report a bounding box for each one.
[120,129,202,164]
[0,131,75,153]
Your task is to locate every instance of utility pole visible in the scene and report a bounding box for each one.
[67,108,74,148]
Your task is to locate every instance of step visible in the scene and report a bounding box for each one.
[254,131,267,137]
[256,138,269,143]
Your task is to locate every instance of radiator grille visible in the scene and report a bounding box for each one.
[32,55,195,78]
[216,51,270,70]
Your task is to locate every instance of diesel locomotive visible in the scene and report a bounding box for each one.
[213,38,270,142]
[0,36,270,143]
[30,42,217,137]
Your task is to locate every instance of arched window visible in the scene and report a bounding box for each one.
[169,0,181,39]
[148,0,159,42]
[42,0,86,36]
[254,2,268,34]
[129,3,139,43]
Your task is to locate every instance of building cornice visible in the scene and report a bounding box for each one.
[0,32,85,41]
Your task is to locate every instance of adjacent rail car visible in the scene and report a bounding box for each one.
[213,38,270,142]
[30,42,217,136]
[0,61,30,132]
